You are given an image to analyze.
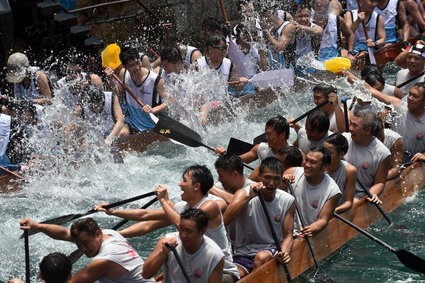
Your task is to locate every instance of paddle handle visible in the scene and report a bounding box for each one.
[293,101,329,124]
[111,197,158,230]
[111,73,146,108]
[342,97,349,132]
[24,230,30,283]
[359,13,377,64]
[102,191,157,210]
[333,213,395,252]
[217,0,229,23]
[165,243,192,283]
[0,166,24,179]
[286,182,322,270]
[357,180,392,225]
[255,189,292,282]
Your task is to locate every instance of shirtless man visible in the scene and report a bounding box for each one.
[290,146,341,236]
[19,217,155,283]
[323,134,356,213]
[224,157,295,278]
[96,165,240,282]
[105,47,168,136]
[142,208,225,283]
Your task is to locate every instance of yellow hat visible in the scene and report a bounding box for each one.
[101,44,122,70]
[325,57,351,73]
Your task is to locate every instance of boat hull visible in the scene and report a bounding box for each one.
[0,174,24,193]
[115,129,169,153]
[238,162,425,282]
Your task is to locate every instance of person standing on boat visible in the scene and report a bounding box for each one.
[288,146,341,236]
[342,110,391,204]
[106,47,168,136]
[19,217,155,283]
[223,157,295,278]
[142,208,225,283]
[323,134,357,214]
[5,52,52,106]
[394,43,425,96]
[215,115,291,163]
[343,0,386,59]
[311,83,346,133]
[292,110,333,155]
[260,9,296,70]
[374,0,410,45]
[8,252,72,283]
[366,81,425,160]
[96,165,240,282]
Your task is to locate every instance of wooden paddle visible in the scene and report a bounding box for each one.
[0,166,24,179]
[253,101,330,145]
[333,213,425,274]
[286,182,334,283]
[21,191,156,238]
[153,115,254,170]
[165,243,192,283]
[254,189,292,283]
[217,0,229,23]
[356,179,392,225]
[24,230,30,283]
[341,97,350,132]
[67,196,158,264]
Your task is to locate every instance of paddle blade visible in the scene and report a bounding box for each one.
[101,44,122,70]
[249,69,294,88]
[227,138,254,155]
[68,249,84,264]
[395,250,425,274]
[154,115,204,148]
[253,133,266,145]
[325,57,351,73]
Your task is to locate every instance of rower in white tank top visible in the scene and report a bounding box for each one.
[296,128,332,154]
[328,160,348,205]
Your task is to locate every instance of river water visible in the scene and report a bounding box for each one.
[0,61,423,283]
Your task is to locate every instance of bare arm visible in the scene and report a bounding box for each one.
[209,185,234,205]
[264,24,296,52]
[191,50,203,65]
[340,17,355,52]
[151,79,168,114]
[398,2,410,42]
[119,220,170,238]
[20,218,72,242]
[365,82,403,108]
[34,71,52,105]
[281,203,295,254]
[105,95,125,145]
[208,258,224,283]
[98,206,168,222]
[71,259,122,283]
[375,16,386,47]
[387,138,404,180]
[239,144,259,163]
[223,186,252,225]
[247,166,260,182]
[370,156,391,197]
[335,164,356,214]
[90,74,103,87]
[142,237,172,279]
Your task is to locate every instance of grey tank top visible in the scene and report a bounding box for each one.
[328,160,347,205]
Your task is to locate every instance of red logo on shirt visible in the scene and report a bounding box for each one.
[416,133,423,140]
[311,200,319,209]
[362,162,370,169]
[194,269,202,278]
[127,249,137,258]
[274,214,281,222]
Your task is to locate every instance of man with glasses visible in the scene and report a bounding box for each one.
[105,47,168,136]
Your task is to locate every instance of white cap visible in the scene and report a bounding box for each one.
[409,44,425,59]
[6,52,29,83]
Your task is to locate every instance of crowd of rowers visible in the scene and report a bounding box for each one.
[3,0,425,282]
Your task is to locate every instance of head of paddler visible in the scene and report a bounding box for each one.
[234,24,253,53]
[70,218,103,258]
[358,0,378,13]
[62,54,85,82]
[214,152,245,193]
[305,110,330,142]
[160,45,184,75]
[372,116,385,143]
[324,133,349,166]
[258,157,284,201]
[304,146,331,185]
[295,3,313,27]
[202,17,223,38]
[205,34,227,65]
[406,44,425,76]
[312,83,337,115]
[178,208,209,254]
[179,165,214,204]
[6,52,30,84]
[349,110,379,146]
[39,252,72,283]
[363,72,386,92]
[238,1,256,20]
[276,146,303,171]
[407,82,425,116]
[265,115,290,151]
[120,47,142,79]
[81,86,104,114]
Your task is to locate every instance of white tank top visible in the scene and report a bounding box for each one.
[395,69,425,95]
[257,142,277,162]
[296,23,317,57]
[183,45,199,69]
[320,14,339,50]
[196,56,232,81]
[351,10,380,42]
[292,167,341,232]
[342,132,391,191]
[328,111,339,132]
[14,67,42,100]
[328,160,348,205]
[164,232,224,283]
[93,229,155,283]
[232,188,295,257]
[382,83,396,96]
[124,69,159,109]
[173,196,239,279]
[383,128,402,150]
[374,0,399,27]
[83,91,115,133]
[0,114,11,156]
[392,101,425,155]
[296,128,332,154]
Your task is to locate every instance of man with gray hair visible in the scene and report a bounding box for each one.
[342,110,391,204]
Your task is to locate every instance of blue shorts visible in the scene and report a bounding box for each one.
[233,248,278,273]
